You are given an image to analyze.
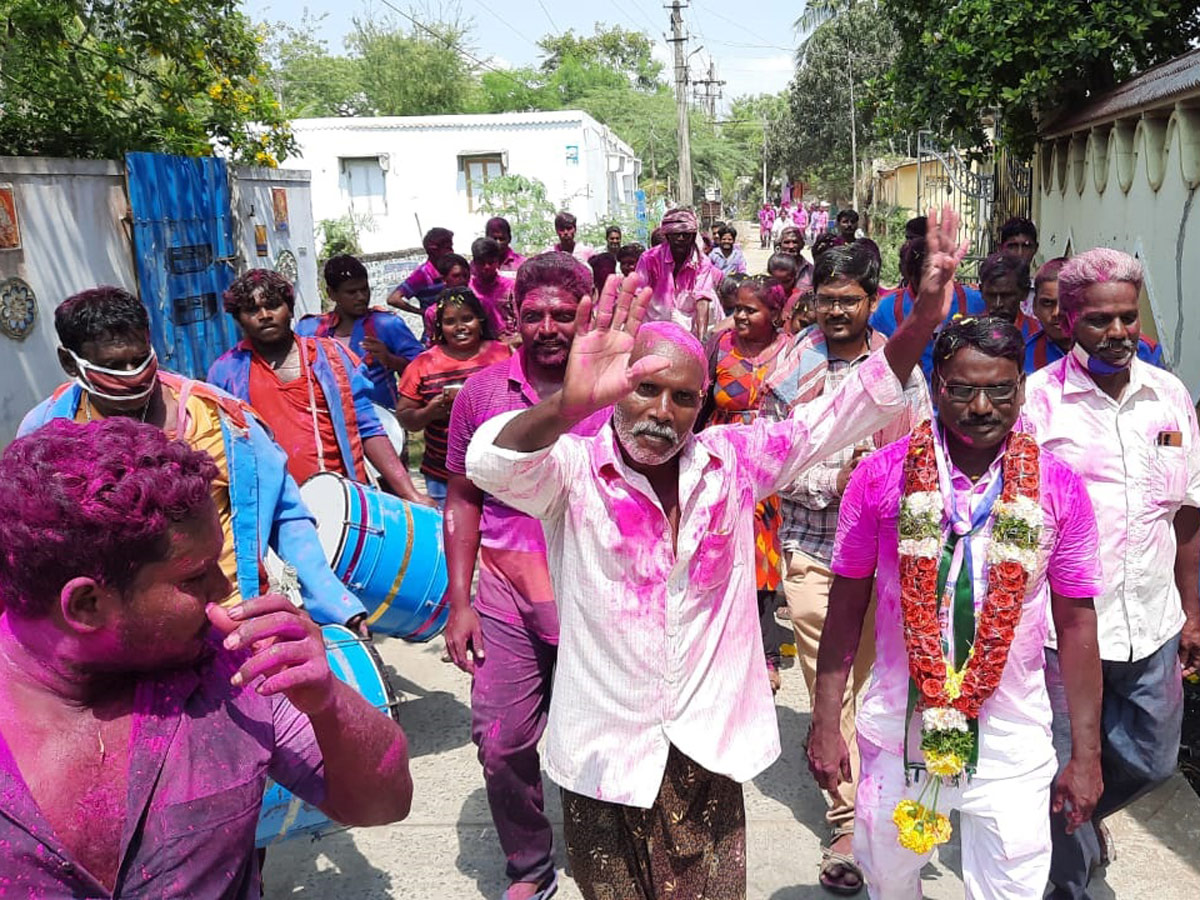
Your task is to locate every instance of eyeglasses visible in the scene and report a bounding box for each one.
[938,379,1021,403]
[813,294,868,312]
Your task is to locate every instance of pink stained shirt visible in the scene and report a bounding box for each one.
[445,351,610,643]
[633,242,721,332]
[465,351,909,808]
[0,642,324,898]
[831,429,1103,779]
[468,272,516,339]
[498,247,526,274]
[1023,353,1200,661]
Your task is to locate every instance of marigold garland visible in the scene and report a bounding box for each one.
[892,420,1042,853]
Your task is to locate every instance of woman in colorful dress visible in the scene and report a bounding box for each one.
[396,287,510,507]
[704,275,792,691]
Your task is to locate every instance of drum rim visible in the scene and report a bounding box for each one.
[299,472,354,567]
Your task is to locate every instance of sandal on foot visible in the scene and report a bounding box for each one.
[501,872,558,900]
[819,847,864,896]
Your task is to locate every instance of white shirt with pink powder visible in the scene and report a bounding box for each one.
[466,351,908,807]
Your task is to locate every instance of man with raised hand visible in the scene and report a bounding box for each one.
[465,210,972,899]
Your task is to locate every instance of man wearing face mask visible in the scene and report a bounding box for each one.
[1022,248,1200,899]
[464,210,970,899]
[18,286,370,630]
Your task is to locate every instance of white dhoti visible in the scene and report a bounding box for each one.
[853,738,1055,899]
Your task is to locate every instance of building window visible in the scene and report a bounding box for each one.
[341,157,387,216]
[462,154,505,212]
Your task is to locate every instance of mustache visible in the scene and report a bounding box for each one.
[960,416,1001,428]
[1096,338,1136,355]
[631,421,678,442]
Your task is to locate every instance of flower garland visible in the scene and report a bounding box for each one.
[892,420,1042,854]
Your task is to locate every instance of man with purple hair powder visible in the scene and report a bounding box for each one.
[1023,248,1200,898]
[464,208,972,899]
[634,206,721,338]
[0,418,412,897]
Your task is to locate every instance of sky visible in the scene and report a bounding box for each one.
[240,0,801,114]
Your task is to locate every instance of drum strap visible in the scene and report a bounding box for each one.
[298,338,328,474]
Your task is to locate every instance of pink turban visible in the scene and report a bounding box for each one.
[660,208,699,235]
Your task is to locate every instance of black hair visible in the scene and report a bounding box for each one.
[999,216,1037,245]
[767,252,798,276]
[778,225,805,248]
[432,286,496,344]
[485,216,512,240]
[554,211,577,230]
[717,224,738,239]
[717,271,748,305]
[514,251,594,305]
[588,252,618,292]
[422,227,454,253]
[979,251,1030,289]
[811,232,847,260]
[712,220,727,231]
[932,316,1025,378]
[323,254,368,290]
[55,286,150,353]
[813,243,880,296]
[435,253,470,278]
[223,269,294,315]
[836,209,860,225]
[616,243,645,263]
[904,216,927,240]
[605,225,621,238]
[471,237,502,264]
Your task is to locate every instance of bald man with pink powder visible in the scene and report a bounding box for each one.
[464,209,971,899]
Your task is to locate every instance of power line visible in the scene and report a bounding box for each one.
[536,0,561,36]
[464,0,542,51]
[689,0,783,49]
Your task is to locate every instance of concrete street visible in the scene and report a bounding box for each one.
[265,230,1200,898]
[264,634,1200,899]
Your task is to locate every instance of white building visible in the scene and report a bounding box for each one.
[289,110,641,255]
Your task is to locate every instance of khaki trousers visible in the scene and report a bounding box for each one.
[784,548,876,833]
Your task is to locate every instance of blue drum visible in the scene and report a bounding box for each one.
[301,472,449,641]
[256,624,399,847]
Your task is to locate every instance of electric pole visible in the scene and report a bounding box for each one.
[667,1,693,207]
[693,60,725,120]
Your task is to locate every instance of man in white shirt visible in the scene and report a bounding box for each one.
[465,210,969,898]
[1022,248,1200,899]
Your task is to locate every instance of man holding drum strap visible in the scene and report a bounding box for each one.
[0,418,413,897]
[20,286,370,631]
[463,210,968,899]
[443,252,610,900]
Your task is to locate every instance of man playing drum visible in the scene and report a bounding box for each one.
[207,269,432,507]
[0,418,413,896]
[20,286,370,631]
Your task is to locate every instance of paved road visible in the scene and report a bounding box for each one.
[266,228,1200,896]
[265,633,1200,899]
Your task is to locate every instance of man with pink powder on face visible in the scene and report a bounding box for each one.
[464,209,972,899]
[0,417,412,898]
[442,251,611,900]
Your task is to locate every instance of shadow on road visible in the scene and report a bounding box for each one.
[384,661,473,758]
[752,704,828,844]
[263,830,394,898]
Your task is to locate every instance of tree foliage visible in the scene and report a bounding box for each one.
[537,26,664,91]
[477,174,557,252]
[777,1,898,203]
[0,0,293,163]
[264,14,367,118]
[878,0,1200,155]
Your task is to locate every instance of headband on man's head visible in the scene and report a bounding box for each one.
[660,208,699,235]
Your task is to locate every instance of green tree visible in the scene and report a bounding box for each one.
[349,15,479,116]
[0,0,293,163]
[477,174,557,252]
[264,13,366,118]
[779,2,898,204]
[878,0,1200,155]
[537,25,664,90]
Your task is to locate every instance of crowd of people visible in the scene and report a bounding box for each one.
[0,197,1196,900]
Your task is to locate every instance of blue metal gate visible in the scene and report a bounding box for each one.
[126,152,238,378]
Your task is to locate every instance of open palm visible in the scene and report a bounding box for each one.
[914,204,971,323]
[560,274,671,421]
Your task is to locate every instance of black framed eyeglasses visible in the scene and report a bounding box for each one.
[813,294,868,312]
[938,378,1021,403]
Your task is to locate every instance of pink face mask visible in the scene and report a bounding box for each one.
[65,348,159,402]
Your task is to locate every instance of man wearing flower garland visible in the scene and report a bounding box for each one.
[1021,249,1200,899]
[808,317,1105,899]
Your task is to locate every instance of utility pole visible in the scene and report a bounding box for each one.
[693,60,725,120]
[848,55,858,211]
[761,113,769,204]
[667,1,693,207]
